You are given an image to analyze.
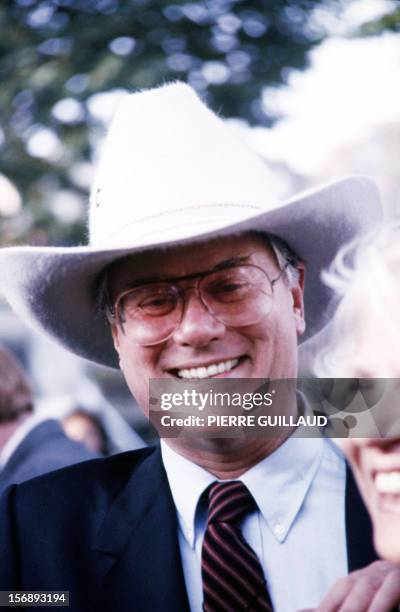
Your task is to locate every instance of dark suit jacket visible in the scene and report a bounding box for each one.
[0,419,98,494]
[0,445,377,612]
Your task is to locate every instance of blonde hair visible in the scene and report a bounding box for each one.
[315,221,400,377]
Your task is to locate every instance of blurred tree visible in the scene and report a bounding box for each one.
[0,0,336,245]
[359,5,400,36]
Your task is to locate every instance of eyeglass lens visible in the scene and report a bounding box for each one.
[115,265,275,346]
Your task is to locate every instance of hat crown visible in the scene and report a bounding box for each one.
[0,84,382,369]
[88,82,280,249]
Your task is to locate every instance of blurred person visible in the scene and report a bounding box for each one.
[307,224,400,609]
[0,83,397,612]
[37,378,147,454]
[316,222,400,380]
[62,409,109,455]
[0,347,98,494]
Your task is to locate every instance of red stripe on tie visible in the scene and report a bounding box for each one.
[208,482,243,515]
[203,537,258,600]
[201,481,274,612]
[203,581,232,612]
[209,490,251,523]
[210,524,265,587]
[202,555,249,607]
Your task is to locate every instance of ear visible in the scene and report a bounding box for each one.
[111,322,122,355]
[291,263,306,336]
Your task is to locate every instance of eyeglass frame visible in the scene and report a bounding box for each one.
[104,255,292,345]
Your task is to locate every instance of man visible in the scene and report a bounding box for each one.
[0,347,98,494]
[0,83,397,611]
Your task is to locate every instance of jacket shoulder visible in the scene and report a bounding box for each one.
[20,444,153,487]
[8,446,157,524]
[0,420,98,490]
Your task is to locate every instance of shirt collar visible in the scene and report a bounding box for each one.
[161,441,214,547]
[240,436,323,543]
[161,435,323,547]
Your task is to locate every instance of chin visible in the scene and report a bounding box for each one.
[370,496,400,564]
[375,528,400,565]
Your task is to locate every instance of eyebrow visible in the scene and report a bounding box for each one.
[120,255,252,290]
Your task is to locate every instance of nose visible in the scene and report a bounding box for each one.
[171,290,226,347]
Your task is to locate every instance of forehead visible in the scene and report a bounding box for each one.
[107,233,277,293]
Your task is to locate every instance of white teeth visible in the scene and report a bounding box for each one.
[177,358,239,379]
[375,471,400,494]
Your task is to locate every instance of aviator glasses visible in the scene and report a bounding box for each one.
[107,259,289,346]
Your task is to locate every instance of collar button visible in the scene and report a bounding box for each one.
[274,522,285,537]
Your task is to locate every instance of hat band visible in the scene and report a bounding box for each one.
[92,203,263,249]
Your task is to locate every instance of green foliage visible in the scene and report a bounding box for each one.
[359,6,400,36]
[0,0,330,245]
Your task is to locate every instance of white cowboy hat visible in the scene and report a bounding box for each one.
[0,82,381,368]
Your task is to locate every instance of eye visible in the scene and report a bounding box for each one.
[207,278,250,303]
[140,293,176,313]
[122,286,178,318]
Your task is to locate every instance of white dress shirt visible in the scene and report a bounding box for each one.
[161,436,347,612]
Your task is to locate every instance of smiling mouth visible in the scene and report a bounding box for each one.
[375,471,400,494]
[374,470,400,514]
[173,357,243,379]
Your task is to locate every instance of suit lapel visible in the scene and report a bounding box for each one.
[92,446,190,612]
[345,463,378,571]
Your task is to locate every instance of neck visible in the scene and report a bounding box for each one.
[164,434,291,479]
[163,382,299,478]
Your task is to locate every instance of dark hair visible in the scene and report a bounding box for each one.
[0,348,33,423]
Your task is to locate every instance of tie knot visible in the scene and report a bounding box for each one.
[207,481,256,525]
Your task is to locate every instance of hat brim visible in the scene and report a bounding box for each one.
[0,176,381,368]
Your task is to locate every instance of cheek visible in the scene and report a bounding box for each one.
[118,342,160,414]
[262,305,299,350]
[244,300,296,345]
[242,314,298,375]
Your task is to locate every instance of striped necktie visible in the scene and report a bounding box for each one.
[201,481,274,612]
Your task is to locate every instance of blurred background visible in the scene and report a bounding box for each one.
[0,0,399,447]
